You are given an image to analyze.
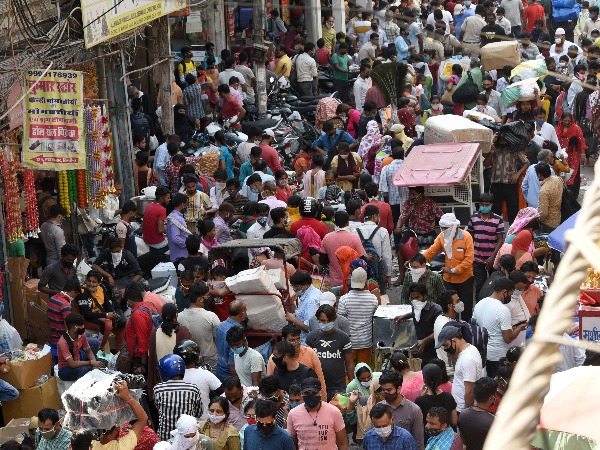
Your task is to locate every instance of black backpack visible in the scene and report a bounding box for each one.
[357,227,386,280]
[560,185,581,224]
[444,320,489,368]
[131,112,150,144]
[452,71,480,104]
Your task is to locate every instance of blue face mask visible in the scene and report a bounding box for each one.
[251,188,260,194]
[536,119,545,125]
[290,402,300,409]
[257,216,268,226]
[480,205,492,214]
[319,322,335,332]
[232,346,245,355]
[513,289,522,296]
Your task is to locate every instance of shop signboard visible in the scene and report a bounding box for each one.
[81,0,187,48]
[22,70,85,170]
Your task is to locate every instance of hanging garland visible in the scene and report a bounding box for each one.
[58,170,71,217]
[0,150,23,243]
[86,106,114,208]
[23,169,39,237]
[77,170,88,208]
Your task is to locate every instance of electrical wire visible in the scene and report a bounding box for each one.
[84,0,126,29]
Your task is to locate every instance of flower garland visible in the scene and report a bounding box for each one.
[86,106,114,208]
[23,169,39,237]
[58,170,71,217]
[76,170,88,208]
[0,150,23,243]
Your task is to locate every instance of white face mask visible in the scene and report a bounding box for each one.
[339,154,349,159]
[254,140,261,145]
[360,381,371,388]
[87,285,98,293]
[555,37,563,44]
[453,301,465,314]
[375,425,393,438]
[216,182,227,191]
[412,299,427,321]
[112,251,123,267]
[208,414,226,424]
[411,267,426,281]
[431,103,442,111]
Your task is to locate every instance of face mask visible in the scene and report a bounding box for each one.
[375,425,393,438]
[251,188,260,194]
[382,391,398,403]
[303,394,321,409]
[208,414,226,424]
[513,289,522,296]
[410,267,426,281]
[424,56,431,62]
[319,322,335,332]
[284,218,291,227]
[112,251,123,267]
[87,285,98,292]
[563,122,572,128]
[412,299,427,308]
[503,293,512,304]
[360,381,371,388]
[232,345,245,355]
[61,260,74,269]
[257,422,275,436]
[273,356,286,370]
[464,1,471,6]
[578,73,586,80]
[295,289,305,297]
[290,402,300,409]
[39,428,57,440]
[257,216,268,226]
[216,182,227,191]
[409,196,418,204]
[76,327,86,336]
[339,154,349,159]
[453,301,465,314]
[555,37,563,44]
[431,103,442,111]
[254,139,261,145]
[425,427,443,437]
[179,433,200,450]
[535,119,545,126]
[444,341,457,355]
[479,205,492,214]
[326,23,333,28]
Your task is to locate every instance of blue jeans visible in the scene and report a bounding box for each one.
[58,365,93,381]
[0,379,19,402]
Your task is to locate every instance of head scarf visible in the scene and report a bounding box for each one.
[506,207,540,238]
[297,225,322,254]
[350,258,374,280]
[511,230,533,256]
[170,415,200,450]
[335,246,360,293]
[356,373,381,440]
[358,120,382,159]
[438,213,460,259]
[352,363,373,396]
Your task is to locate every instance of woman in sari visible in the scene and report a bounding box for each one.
[275,170,293,202]
[330,142,363,191]
[397,98,417,138]
[357,120,382,175]
[556,112,587,198]
[297,225,322,272]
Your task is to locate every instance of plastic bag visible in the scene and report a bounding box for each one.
[511,60,548,81]
[498,121,530,151]
[554,6,579,21]
[0,319,22,352]
[552,0,575,9]
[501,78,540,106]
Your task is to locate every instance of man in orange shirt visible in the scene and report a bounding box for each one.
[523,0,545,33]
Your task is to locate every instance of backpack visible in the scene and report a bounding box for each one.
[136,306,163,328]
[289,55,299,87]
[197,175,215,194]
[560,184,581,223]
[131,112,151,145]
[452,71,480,104]
[444,320,489,368]
[357,227,385,280]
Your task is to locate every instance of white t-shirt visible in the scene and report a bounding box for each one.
[183,367,223,419]
[433,315,453,374]
[234,347,266,387]
[452,344,482,412]
[473,297,513,361]
[506,294,530,347]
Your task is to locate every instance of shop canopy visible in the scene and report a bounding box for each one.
[392,142,481,187]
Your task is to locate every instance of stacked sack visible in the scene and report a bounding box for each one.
[553,0,581,23]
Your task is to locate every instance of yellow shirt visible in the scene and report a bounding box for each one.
[92,431,137,450]
[322,26,336,52]
[274,54,292,77]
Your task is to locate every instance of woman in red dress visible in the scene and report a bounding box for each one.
[556,112,587,198]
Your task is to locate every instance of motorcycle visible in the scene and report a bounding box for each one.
[205,119,248,146]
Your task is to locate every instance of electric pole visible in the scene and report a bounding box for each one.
[253,0,268,115]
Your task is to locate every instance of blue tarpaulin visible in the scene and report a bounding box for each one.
[548,211,579,252]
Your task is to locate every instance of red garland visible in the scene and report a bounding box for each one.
[23,169,39,236]
[0,151,23,243]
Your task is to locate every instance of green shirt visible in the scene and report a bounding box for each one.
[400,270,446,304]
[330,53,349,80]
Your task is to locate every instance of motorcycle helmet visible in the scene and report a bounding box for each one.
[173,340,201,366]
[158,354,186,382]
[301,197,317,217]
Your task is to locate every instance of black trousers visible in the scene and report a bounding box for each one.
[333,79,349,102]
[297,81,313,97]
[444,277,475,321]
[491,182,519,224]
[473,261,490,300]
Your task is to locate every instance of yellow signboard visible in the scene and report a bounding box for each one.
[22,70,85,170]
[82,0,186,48]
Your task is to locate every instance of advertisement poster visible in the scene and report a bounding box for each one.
[22,70,85,170]
[81,0,187,48]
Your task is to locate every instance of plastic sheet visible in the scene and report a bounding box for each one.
[62,369,145,432]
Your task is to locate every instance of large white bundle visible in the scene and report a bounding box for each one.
[225,267,278,294]
[425,115,493,154]
[62,369,144,432]
[236,294,287,332]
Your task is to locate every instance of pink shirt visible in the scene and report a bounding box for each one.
[259,144,283,172]
[320,230,366,286]
[401,372,453,402]
[143,291,166,315]
[287,401,345,450]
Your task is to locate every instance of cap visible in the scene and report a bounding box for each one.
[435,326,461,348]
[28,417,38,430]
[263,129,275,138]
[351,267,368,289]
[320,292,337,306]
[555,27,565,35]
[454,4,463,14]
[300,377,322,393]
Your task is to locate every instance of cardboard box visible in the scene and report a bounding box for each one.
[5,418,31,434]
[0,350,52,390]
[2,377,62,423]
[480,40,522,72]
[26,303,50,347]
[0,427,25,445]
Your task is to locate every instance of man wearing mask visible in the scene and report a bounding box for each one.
[181,175,212,234]
[243,400,295,450]
[166,193,191,262]
[550,28,582,60]
[424,407,463,450]
[247,203,271,239]
[358,33,380,64]
[363,404,418,450]
[472,277,528,377]
[37,408,72,450]
[467,192,505,297]
[142,186,171,255]
[400,254,446,304]
[378,370,424,450]
[584,5,600,37]
[371,19,389,47]
[286,378,348,450]
[57,313,104,381]
[46,278,81,359]
[295,40,319,97]
[481,75,507,122]
[237,127,263,165]
[39,243,78,297]
[40,204,67,266]
[285,271,321,344]
[433,291,464,374]
[354,65,373,114]
[453,4,473,40]
[382,10,402,43]
[92,237,142,292]
[330,43,351,102]
[521,32,542,60]
[213,202,235,243]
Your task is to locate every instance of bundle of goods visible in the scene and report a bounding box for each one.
[511,60,548,82]
[497,121,531,150]
[62,370,145,432]
[480,41,521,72]
[225,266,287,332]
[553,0,581,23]
[438,56,471,82]
[501,77,543,106]
[195,146,220,176]
[424,115,493,154]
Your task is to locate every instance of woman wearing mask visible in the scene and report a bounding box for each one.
[213,131,234,180]
[322,16,337,53]
[422,95,444,124]
[344,374,382,443]
[274,170,293,202]
[198,397,240,450]
[346,363,380,396]
[330,142,363,191]
[159,414,212,450]
[400,253,446,305]
[494,208,548,269]
[173,104,197,146]
[336,103,362,138]
[415,363,458,427]
[239,399,257,449]
[558,122,587,198]
[357,121,382,175]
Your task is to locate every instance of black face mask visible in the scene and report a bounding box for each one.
[303,394,321,409]
[444,341,457,355]
[76,328,86,336]
[425,427,443,437]
[257,422,275,436]
[61,260,74,269]
[502,292,512,304]
[272,356,286,370]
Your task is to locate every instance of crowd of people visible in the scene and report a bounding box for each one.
[16,1,600,450]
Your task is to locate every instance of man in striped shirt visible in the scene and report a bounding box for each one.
[47,279,81,348]
[467,192,505,298]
